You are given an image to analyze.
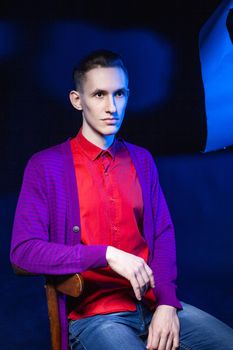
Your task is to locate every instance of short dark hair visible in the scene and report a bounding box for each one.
[73,49,129,91]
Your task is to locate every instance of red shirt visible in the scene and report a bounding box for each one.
[68,130,156,319]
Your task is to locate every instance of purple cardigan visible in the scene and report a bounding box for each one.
[10,138,182,350]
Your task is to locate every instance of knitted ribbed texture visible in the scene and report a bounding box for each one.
[10,138,181,350]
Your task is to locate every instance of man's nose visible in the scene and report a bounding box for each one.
[106,95,117,113]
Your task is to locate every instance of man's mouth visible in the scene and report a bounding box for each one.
[101,118,119,124]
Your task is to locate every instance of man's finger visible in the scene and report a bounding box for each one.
[146,327,153,349]
[144,264,155,288]
[165,335,173,350]
[157,334,168,350]
[131,275,142,300]
[172,335,179,349]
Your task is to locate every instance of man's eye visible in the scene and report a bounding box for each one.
[95,91,104,97]
[116,89,128,97]
[116,91,123,97]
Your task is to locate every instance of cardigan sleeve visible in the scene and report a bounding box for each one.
[10,156,108,275]
[148,153,182,310]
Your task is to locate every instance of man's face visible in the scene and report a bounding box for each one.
[77,66,129,142]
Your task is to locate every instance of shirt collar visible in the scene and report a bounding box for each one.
[75,128,117,161]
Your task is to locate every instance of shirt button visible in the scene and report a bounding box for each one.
[73,225,80,233]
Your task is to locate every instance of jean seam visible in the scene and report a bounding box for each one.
[137,302,146,331]
[69,338,80,350]
[77,339,88,350]
[179,341,192,350]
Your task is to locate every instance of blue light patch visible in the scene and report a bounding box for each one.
[35,21,175,112]
[0,22,19,58]
[199,0,233,152]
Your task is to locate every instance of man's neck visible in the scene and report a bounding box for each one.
[81,129,115,150]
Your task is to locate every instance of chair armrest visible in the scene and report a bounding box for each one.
[47,274,84,297]
[12,263,36,276]
[12,264,84,297]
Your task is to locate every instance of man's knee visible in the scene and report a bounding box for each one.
[77,320,145,350]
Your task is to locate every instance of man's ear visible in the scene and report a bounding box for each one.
[69,90,82,111]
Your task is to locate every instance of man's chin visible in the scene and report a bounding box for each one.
[101,126,120,136]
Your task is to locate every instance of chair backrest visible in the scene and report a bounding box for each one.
[45,282,61,350]
[45,274,84,350]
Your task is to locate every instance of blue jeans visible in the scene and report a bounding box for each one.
[69,301,233,349]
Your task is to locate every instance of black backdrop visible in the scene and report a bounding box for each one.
[2,1,233,348]
[0,0,222,194]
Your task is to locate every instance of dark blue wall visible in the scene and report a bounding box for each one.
[1,1,233,349]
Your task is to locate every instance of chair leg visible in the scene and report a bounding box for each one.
[45,283,62,350]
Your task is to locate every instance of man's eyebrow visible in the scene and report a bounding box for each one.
[89,88,108,97]
[91,88,107,95]
[118,87,129,93]
[116,87,129,92]
[92,87,129,94]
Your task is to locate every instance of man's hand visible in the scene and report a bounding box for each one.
[146,305,179,350]
[106,246,155,300]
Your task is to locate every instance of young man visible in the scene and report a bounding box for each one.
[10,49,233,350]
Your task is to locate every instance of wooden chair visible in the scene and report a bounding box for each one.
[12,265,84,350]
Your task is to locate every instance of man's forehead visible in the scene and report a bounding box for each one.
[83,67,128,91]
[86,67,127,81]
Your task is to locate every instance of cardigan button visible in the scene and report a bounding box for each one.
[73,225,80,233]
